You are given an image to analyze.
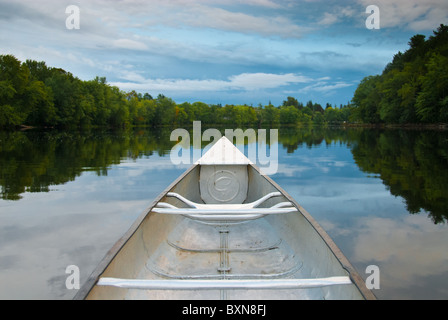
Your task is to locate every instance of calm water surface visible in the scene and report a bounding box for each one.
[0,127,447,299]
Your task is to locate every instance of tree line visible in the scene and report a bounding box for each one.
[0,54,351,129]
[351,24,448,124]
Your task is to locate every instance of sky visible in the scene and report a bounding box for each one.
[1,0,447,107]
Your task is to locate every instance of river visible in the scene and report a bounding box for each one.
[0,126,447,299]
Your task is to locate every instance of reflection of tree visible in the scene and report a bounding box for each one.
[277,127,448,224]
[277,127,358,153]
[0,128,176,200]
[351,129,448,224]
[1,127,447,225]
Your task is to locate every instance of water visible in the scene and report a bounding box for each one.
[0,127,447,300]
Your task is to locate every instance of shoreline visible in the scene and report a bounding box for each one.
[2,122,447,132]
[342,123,448,131]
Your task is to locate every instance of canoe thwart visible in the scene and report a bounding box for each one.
[152,207,298,215]
[151,192,298,222]
[96,276,352,290]
[165,191,282,209]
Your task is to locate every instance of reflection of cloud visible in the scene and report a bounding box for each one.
[351,214,448,294]
[319,219,352,237]
[0,156,186,299]
[277,154,351,177]
[0,211,127,298]
[276,163,311,177]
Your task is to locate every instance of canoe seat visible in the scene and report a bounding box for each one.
[151,191,298,222]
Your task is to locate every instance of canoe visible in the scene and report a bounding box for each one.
[75,136,375,300]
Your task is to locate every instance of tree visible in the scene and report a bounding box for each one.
[155,94,176,125]
[261,104,279,126]
[174,105,188,125]
[143,92,153,100]
[140,99,157,125]
[312,111,325,125]
[279,105,299,125]
[233,105,257,126]
[351,24,448,125]
[191,101,210,122]
[24,80,56,126]
[44,69,81,126]
[0,55,31,126]
[351,75,382,123]
[416,53,448,122]
[324,107,340,123]
[25,60,52,82]
[282,96,300,108]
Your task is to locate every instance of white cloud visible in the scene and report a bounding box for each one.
[112,39,148,51]
[228,73,312,90]
[119,71,147,82]
[318,6,357,26]
[319,12,340,26]
[110,72,313,93]
[183,5,308,38]
[299,80,353,94]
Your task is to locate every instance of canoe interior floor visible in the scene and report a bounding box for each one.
[124,217,327,300]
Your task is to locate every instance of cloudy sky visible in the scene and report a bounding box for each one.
[1,0,447,106]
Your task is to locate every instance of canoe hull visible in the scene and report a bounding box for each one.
[75,164,375,300]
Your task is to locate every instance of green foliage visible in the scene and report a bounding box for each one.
[0,55,354,129]
[351,75,382,123]
[279,105,299,124]
[415,53,448,122]
[260,103,279,126]
[351,24,448,124]
[0,55,32,126]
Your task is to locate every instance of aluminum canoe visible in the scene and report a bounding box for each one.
[75,137,375,300]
